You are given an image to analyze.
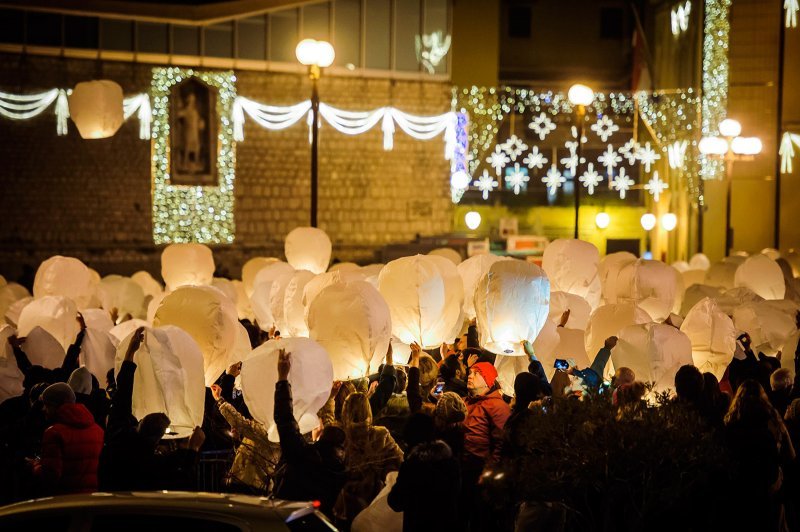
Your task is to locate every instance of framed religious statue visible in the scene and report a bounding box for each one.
[169,78,217,186]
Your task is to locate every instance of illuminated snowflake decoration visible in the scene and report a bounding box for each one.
[500,135,529,161]
[542,165,566,195]
[644,171,668,202]
[560,141,579,174]
[579,163,602,195]
[505,163,529,195]
[787,0,799,28]
[486,145,511,175]
[671,1,691,36]
[598,144,622,176]
[590,115,619,142]
[523,146,548,170]
[619,138,640,165]
[611,167,634,199]
[473,170,499,200]
[636,142,661,172]
[667,140,688,169]
[528,112,556,140]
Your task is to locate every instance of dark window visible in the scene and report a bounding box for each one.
[0,9,25,44]
[237,16,266,60]
[0,512,73,532]
[65,16,98,49]
[90,514,242,532]
[269,9,298,63]
[173,25,200,55]
[507,6,531,38]
[100,19,133,51]
[600,7,624,39]
[26,12,62,47]
[204,22,233,57]
[137,22,168,53]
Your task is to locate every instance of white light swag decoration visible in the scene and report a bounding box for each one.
[0,88,69,135]
[671,1,692,36]
[786,0,799,28]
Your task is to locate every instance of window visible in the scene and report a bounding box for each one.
[423,0,449,74]
[173,25,199,56]
[65,16,99,49]
[237,16,266,60]
[333,0,360,68]
[0,9,25,44]
[365,0,391,70]
[137,22,168,54]
[507,6,531,38]
[302,3,330,41]
[269,9,298,63]
[27,12,62,47]
[204,22,233,58]
[600,7,624,39]
[101,19,133,52]
[395,0,421,71]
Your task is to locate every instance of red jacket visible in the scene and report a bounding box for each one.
[34,403,104,495]
[464,389,510,464]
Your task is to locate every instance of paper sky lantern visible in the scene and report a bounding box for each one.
[153,285,239,386]
[548,291,591,330]
[283,270,316,337]
[21,326,65,369]
[474,260,550,356]
[17,295,80,353]
[80,328,117,383]
[734,254,786,300]
[732,301,796,356]
[555,327,591,371]
[81,308,114,333]
[494,354,530,397]
[598,252,637,305]
[241,337,333,441]
[681,284,724,316]
[0,282,30,320]
[0,325,23,403]
[783,250,800,278]
[231,280,254,321]
[285,227,332,275]
[457,254,508,319]
[231,322,253,363]
[680,297,736,379]
[251,282,276,332]
[681,269,707,290]
[614,260,683,322]
[612,323,693,392]
[131,271,163,301]
[301,269,365,318]
[428,247,462,265]
[689,253,711,271]
[4,297,31,329]
[360,264,385,288]
[532,319,559,367]
[160,243,215,292]
[717,287,765,316]
[585,302,651,368]
[108,318,149,346]
[33,256,97,309]
[211,278,238,306]
[146,292,164,323]
[543,239,601,309]
[672,261,690,273]
[308,281,392,380]
[250,264,296,332]
[705,261,740,290]
[115,326,205,438]
[242,257,280,297]
[762,248,781,261]
[97,275,146,320]
[69,80,124,139]
[329,262,360,273]
[378,255,464,349]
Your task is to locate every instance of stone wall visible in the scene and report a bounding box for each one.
[0,54,453,283]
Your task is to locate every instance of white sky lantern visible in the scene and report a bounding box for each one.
[689,253,711,271]
[680,297,736,379]
[532,319,560,374]
[81,308,114,333]
[231,322,253,363]
[613,323,694,392]
[250,262,296,331]
[5,297,31,329]
[18,295,80,353]
[146,292,165,323]
[732,301,796,355]
[734,254,786,300]
[585,302,651,367]
[115,326,205,438]
[614,260,683,322]
[548,291,592,330]
[672,261,690,273]
[241,337,333,441]
[80,328,117,383]
[33,255,97,309]
[97,275,147,320]
[474,260,550,356]
[329,262,360,273]
[242,257,280,298]
[108,318,149,346]
[69,80,124,139]
[308,281,392,380]
[231,280,254,321]
[211,278,238,306]
[285,227,332,275]
[21,326,65,369]
[131,271,163,301]
[303,269,367,319]
[359,264,385,288]
[153,285,239,386]
[283,270,315,337]
[494,354,530,397]
[705,260,740,290]
[379,255,464,349]
[598,252,637,305]
[762,248,781,261]
[682,269,707,290]
[556,327,592,370]
[717,286,765,318]
[681,284,724,316]
[161,243,215,292]
[543,239,601,310]
[428,247,462,265]
[0,325,24,403]
[251,282,276,332]
[0,282,31,320]
[269,271,295,333]
[457,254,509,320]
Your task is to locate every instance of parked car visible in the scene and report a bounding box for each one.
[0,491,337,532]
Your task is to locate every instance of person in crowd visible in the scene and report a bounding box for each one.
[30,381,104,495]
[612,367,635,389]
[727,333,761,393]
[675,364,705,409]
[700,372,730,428]
[9,314,87,387]
[614,381,647,421]
[368,344,399,420]
[270,349,346,518]
[67,366,108,429]
[522,340,553,396]
[407,342,440,414]
[770,368,794,417]
[434,391,467,460]
[374,363,413,443]
[503,371,546,458]
[439,353,468,397]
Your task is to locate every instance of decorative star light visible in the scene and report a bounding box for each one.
[598,144,622,176]
[542,165,566,195]
[523,146,548,170]
[500,134,529,161]
[644,171,668,202]
[528,112,556,140]
[619,138,640,165]
[474,169,499,200]
[579,163,602,195]
[667,140,688,169]
[671,1,691,36]
[505,163,529,195]
[561,141,579,174]
[486,145,510,175]
[590,115,619,142]
[611,167,635,199]
[636,141,661,172]
[787,0,799,28]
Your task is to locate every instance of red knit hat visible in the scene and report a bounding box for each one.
[471,362,498,388]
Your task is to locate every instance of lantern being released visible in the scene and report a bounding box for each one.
[614,259,683,322]
[732,301,796,356]
[17,295,80,353]
[241,337,333,441]
[428,248,462,265]
[69,80,124,139]
[131,271,163,301]
[115,326,205,438]
[283,270,316,337]
[33,255,97,309]
[308,281,392,381]
[285,227,332,275]
[598,252,637,305]
[548,291,592,330]
[97,275,147,320]
[457,254,508,320]
[734,254,786,300]
[542,239,601,309]
[584,302,651,368]
[242,257,280,297]
[378,255,464,349]
[161,243,215,292]
[474,260,550,356]
[612,323,693,393]
[680,297,736,379]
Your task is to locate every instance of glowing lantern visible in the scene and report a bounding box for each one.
[493,354,530,397]
[428,248,462,265]
[584,302,651,368]
[612,323,693,392]
[457,254,508,319]
[532,320,560,373]
[0,282,31,319]
[80,328,117,383]
[732,301,796,355]
[81,308,114,333]
[153,285,239,386]
[681,284,724,316]
[4,297,31,328]
[734,254,786,300]
[17,295,79,352]
[705,260,740,290]
[283,270,315,337]
[689,253,711,271]
[680,297,736,379]
[378,255,463,349]
[250,262,296,331]
[598,252,637,305]
[108,318,149,346]
[761,248,781,261]
[308,281,391,380]
[328,262,360,273]
[241,337,333,441]
[548,291,591,330]
[161,243,215,292]
[68,80,124,139]
[474,259,550,356]
[542,239,601,309]
[614,260,683,321]
[783,250,800,277]
[302,269,366,317]
[359,264,385,288]
[0,325,24,402]
[716,287,764,316]
[211,278,238,305]
[231,280,254,321]
[33,255,97,309]
[672,261,690,273]
[242,257,280,297]
[115,326,205,438]
[682,269,707,290]
[97,275,146,320]
[20,326,65,369]
[556,327,591,370]
[285,227,331,275]
[131,271,163,301]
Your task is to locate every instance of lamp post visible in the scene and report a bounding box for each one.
[296,39,335,228]
[698,118,762,255]
[567,84,594,239]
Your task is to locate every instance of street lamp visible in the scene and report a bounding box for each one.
[296,39,335,228]
[698,118,762,255]
[568,84,594,239]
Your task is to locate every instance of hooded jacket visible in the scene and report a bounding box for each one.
[34,402,104,494]
[464,389,510,464]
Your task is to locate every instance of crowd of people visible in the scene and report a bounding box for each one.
[2,307,800,532]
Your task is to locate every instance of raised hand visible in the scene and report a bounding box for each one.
[558,309,571,328]
[76,312,87,331]
[604,336,618,350]
[124,327,146,362]
[210,384,223,401]
[277,349,291,381]
[386,342,394,366]
[410,342,422,368]
[226,361,242,377]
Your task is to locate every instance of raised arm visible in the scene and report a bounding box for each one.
[369,344,397,415]
[8,335,32,374]
[523,340,552,395]
[590,336,617,378]
[272,349,308,462]
[107,327,145,434]
[407,342,422,413]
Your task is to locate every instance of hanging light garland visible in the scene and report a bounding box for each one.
[780,132,800,173]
